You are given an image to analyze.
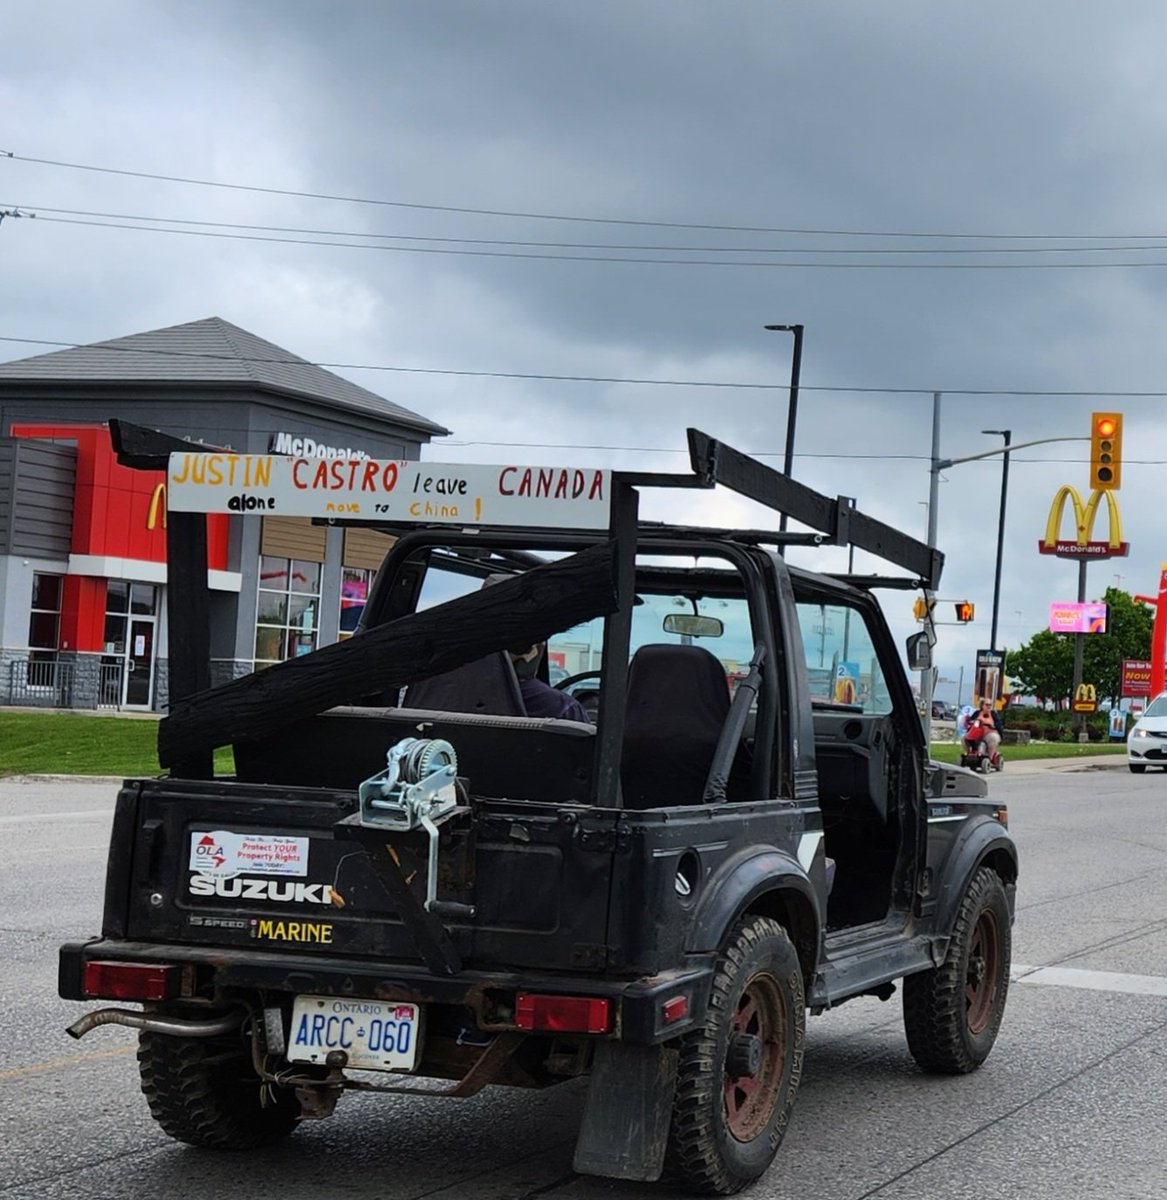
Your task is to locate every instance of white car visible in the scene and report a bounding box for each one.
[1127,692,1167,773]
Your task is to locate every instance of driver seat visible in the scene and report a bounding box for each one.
[621,643,747,808]
[401,653,526,717]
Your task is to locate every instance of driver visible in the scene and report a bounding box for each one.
[508,640,592,723]
[482,574,592,723]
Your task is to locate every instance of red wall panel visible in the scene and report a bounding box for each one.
[11,422,229,568]
[60,575,106,652]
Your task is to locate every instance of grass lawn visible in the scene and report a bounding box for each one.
[0,711,233,777]
[0,708,1125,778]
[929,740,1126,764]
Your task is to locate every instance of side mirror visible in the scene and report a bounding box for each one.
[663,613,724,638]
[906,631,932,672]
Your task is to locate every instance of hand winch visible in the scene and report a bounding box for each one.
[358,737,461,914]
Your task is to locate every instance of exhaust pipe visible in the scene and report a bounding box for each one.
[67,1007,244,1041]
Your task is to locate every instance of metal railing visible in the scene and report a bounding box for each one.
[98,662,123,708]
[5,658,125,710]
[7,658,75,708]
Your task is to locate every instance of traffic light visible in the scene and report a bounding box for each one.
[912,596,935,621]
[954,601,974,624]
[1090,411,1123,490]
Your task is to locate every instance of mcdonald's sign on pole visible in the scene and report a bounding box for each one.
[1072,682,1098,713]
[1038,485,1128,559]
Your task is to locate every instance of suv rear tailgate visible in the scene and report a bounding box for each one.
[110,777,618,973]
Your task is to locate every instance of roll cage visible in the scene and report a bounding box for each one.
[109,421,942,793]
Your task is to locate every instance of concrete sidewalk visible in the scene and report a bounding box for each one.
[950,752,1128,777]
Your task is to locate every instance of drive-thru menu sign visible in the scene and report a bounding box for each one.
[166,453,612,530]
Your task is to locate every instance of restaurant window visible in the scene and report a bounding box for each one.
[255,557,321,667]
[28,573,62,663]
[338,567,372,640]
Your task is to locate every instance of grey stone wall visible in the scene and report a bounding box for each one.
[209,658,256,690]
[56,650,103,709]
[153,658,168,712]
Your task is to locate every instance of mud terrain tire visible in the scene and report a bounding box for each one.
[665,916,805,1195]
[903,866,1011,1074]
[138,1029,300,1148]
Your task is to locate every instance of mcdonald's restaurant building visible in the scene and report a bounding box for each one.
[0,317,446,712]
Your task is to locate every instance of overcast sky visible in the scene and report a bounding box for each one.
[5,1,1167,699]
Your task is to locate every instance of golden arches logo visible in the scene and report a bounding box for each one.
[147,483,167,531]
[1038,485,1126,558]
[1074,683,1096,703]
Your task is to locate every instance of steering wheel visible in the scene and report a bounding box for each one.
[554,670,603,692]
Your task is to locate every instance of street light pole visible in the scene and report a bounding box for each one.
[982,429,1012,651]
[764,323,804,546]
[922,399,1085,746]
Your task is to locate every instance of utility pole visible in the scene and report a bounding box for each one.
[982,429,1011,651]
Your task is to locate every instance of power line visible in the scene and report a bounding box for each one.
[11,203,1167,257]
[439,439,1128,460]
[4,334,1167,398]
[443,439,1128,464]
[21,213,1167,270]
[6,149,1167,241]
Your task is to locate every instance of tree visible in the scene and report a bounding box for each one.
[1005,587,1153,706]
[1082,587,1154,703]
[1006,629,1074,705]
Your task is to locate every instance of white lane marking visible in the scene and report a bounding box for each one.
[1012,963,1167,998]
[0,810,112,826]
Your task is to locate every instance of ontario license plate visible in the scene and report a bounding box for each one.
[288,995,420,1072]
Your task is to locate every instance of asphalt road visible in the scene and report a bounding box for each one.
[3,762,1165,1200]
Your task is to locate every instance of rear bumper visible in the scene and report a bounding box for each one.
[59,938,713,1046]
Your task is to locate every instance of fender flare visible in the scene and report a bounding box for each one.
[932,817,1019,934]
[687,846,823,978]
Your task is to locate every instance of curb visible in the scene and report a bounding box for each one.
[981,755,1128,776]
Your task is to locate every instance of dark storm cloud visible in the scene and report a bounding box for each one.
[4,0,1167,684]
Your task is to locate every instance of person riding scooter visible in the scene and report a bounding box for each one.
[964,699,1004,771]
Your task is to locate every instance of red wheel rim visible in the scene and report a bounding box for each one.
[723,973,787,1142]
[965,909,1000,1034]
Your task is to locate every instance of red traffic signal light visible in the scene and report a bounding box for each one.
[1090,411,1123,490]
[954,601,974,624]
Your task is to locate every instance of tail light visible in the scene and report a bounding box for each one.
[515,993,611,1034]
[83,961,178,1001]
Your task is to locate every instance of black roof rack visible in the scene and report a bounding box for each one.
[682,429,943,589]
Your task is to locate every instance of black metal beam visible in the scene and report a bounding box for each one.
[108,419,227,469]
[159,542,619,768]
[687,428,944,588]
[593,481,639,807]
[108,420,224,777]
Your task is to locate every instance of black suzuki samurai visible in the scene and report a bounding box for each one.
[59,427,1016,1195]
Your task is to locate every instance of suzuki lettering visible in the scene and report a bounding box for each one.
[1038,485,1128,559]
[188,876,336,904]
